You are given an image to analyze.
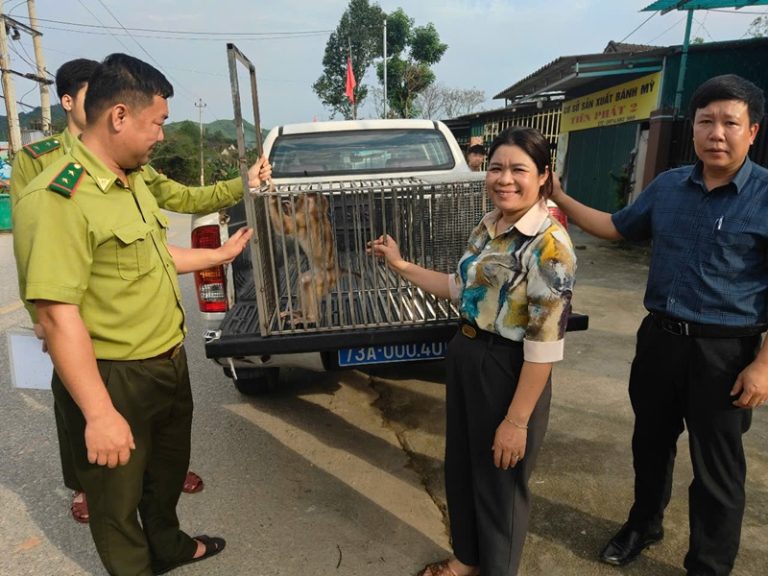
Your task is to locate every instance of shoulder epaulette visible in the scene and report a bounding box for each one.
[49,162,85,199]
[22,137,62,159]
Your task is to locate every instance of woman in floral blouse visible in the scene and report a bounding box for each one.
[369,126,576,576]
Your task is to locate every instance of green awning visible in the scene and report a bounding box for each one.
[643,1,768,12]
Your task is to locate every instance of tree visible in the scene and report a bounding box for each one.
[377,9,447,118]
[748,16,768,38]
[313,0,386,119]
[151,121,199,184]
[441,87,485,118]
[414,84,486,120]
[414,82,445,119]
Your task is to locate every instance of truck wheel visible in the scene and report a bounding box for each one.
[225,367,280,396]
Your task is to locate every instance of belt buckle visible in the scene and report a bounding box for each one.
[663,319,688,336]
[461,323,477,339]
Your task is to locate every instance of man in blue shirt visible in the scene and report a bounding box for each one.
[551,74,768,576]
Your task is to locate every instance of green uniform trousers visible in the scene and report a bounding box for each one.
[52,347,197,576]
[55,399,82,491]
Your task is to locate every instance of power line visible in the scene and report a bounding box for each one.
[646,14,689,44]
[0,92,41,110]
[7,34,40,73]
[78,0,196,102]
[6,0,27,16]
[20,23,331,42]
[10,15,332,37]
[17,80,37,107]
[617,11,658,44]
[75,0,132,53]
[693,15,715,42]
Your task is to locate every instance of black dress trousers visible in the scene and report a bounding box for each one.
[626,314,757,576]
[445,331,552,576]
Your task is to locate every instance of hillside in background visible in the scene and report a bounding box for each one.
[1,105,268,146]
[165,120,269,148]
[0,104,67,140]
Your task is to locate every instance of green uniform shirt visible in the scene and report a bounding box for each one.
[13,137,231,360]
[11,128,245,212]
[11,128,245,323]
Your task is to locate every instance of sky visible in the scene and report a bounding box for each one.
[1,0,766,130]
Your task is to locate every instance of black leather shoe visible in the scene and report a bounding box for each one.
[599,523,664,566]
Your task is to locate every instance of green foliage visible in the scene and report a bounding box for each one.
[313,1,447,119]
[150,120,263,185]
[609,164,632,210]
[151,121,199,184]
[376,8,447,118]
[313,0,386,119]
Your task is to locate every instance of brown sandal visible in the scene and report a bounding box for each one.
[419,560,458,576]
[182,470,204,494]
[70,491,89,523]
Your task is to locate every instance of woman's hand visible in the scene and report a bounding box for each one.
[367,234,407,271]
[492,419,528,469]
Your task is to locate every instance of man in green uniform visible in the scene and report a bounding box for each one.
[13,53,268,575]
[11,58,262,524]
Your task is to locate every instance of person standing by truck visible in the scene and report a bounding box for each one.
[13,53,270,576]
[550,74,768,576]
[11,57,267,525]
[369,126,576,576]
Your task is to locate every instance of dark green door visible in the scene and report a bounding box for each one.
[565,122,639,213]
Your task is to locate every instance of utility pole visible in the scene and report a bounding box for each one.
[27,0,50,134]
[0,0,22,154]
[195,97,206,185]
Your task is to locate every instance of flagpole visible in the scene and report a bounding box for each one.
[383,17,387,119]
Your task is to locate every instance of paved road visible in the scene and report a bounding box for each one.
[1,217,766,575]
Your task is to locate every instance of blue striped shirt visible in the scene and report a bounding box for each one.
[612,158,768,326]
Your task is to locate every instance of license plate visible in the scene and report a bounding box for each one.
[338,341,448,367]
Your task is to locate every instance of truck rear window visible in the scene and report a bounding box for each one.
[270,128,455,177]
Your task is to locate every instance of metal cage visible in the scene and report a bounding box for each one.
[246,177,488,336]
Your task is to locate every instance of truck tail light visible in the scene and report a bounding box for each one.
[191,225,228,313]
[547,203,568,228]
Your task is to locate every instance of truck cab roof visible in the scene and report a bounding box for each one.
[264,119,471,180]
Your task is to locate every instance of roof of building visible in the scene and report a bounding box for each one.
[603,40,659,53]
[642,1,768,12]
[493,37,768,102]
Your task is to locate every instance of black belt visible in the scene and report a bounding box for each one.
[459,321,521,347]
[650,313,766,338]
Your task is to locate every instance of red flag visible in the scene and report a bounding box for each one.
[345,55,356,104]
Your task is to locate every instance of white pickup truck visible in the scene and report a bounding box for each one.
[191,118,587,394]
